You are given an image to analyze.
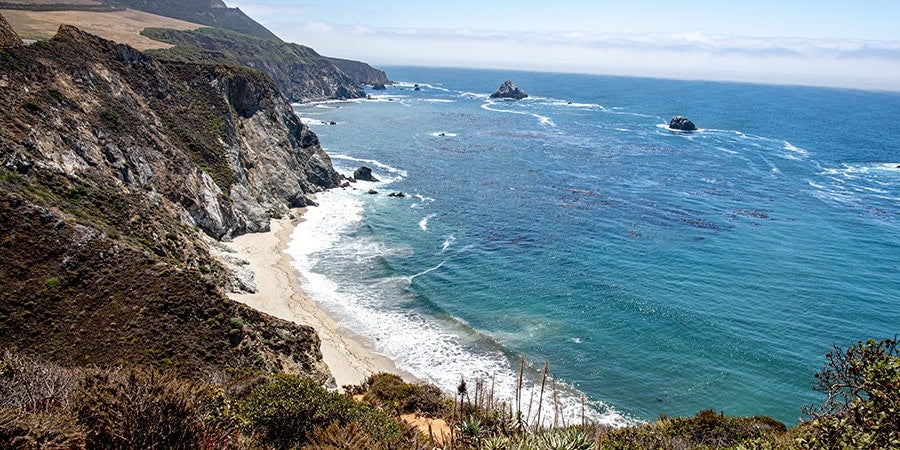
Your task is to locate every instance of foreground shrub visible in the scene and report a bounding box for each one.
[362,373,448,416]
[236,374,410,449]
[597,410,786,449]
[795,338,900,449]
[71,368,234,449]
[302,421,377,450]
[0,408,85,449]
[0,352,80,413]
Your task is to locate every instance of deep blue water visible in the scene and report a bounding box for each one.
[291,67,899,425]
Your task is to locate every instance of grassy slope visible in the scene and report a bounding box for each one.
[0,7,200,49]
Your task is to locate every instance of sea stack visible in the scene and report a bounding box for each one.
[490,80,528,99]
[353,166,379,182]
[669,116,697,131]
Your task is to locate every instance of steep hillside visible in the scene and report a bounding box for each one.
[0,15,337,380]
[142,26,391,102]
[104,0,279,41]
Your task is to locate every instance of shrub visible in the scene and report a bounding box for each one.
[796,338,900,449]
[0,408,85,449]
[42,277,60,289]
[70,368,234,449]
[0,352,79,413]
[302,421,375,450]
[236,374,409,449]
[361,373,448,416]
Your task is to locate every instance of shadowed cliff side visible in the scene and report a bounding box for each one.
[0,15,334,380]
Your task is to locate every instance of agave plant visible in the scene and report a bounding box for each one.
[539,428,594,450]
[481,435,510,450]
[458,415,484,446]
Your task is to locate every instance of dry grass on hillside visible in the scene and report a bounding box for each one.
[0,8,200,49]
[2,0,104,5]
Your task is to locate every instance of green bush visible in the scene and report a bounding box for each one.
[796,338,900,449]
[42,277,60,289]
[236,374,409,449]
[362,373,448,416]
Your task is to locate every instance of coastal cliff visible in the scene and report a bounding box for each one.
[141,26,390,102]
[0,16,334,379]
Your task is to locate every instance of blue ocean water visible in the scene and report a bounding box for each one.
[290,67,899,426]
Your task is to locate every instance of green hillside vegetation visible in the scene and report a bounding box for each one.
[1,338,897,449]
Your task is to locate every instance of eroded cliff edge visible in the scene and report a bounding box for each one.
[0,16,336,380]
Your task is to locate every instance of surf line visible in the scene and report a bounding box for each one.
[480,101,556,126]
[409,260,446,281]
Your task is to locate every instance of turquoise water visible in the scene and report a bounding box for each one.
[290,67,899,425]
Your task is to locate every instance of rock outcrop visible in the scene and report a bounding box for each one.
[490,80,528,99]
[0,21,333,381]
[669,116,698,131]
[353,166,379,182]
[0,12,20,47]
[331,83,365,100]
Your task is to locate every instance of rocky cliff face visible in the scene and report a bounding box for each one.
[0,17,333,380]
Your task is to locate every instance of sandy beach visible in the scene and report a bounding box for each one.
[219,211,414,388]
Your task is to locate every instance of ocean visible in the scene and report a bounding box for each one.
[290,67,899,426]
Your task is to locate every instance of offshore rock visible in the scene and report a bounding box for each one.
[353,166,379,182]
[331,83,365,100]
[490,80,528,99]
[669,116,698,131]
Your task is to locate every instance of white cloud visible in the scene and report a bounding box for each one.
[266,22,900,91]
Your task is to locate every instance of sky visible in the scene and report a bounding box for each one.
[228,0,900,91]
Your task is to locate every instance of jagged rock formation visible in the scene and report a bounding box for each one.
[104,0,280,41]
[490,80,528,99]
[0,20,334,380]
[0,10,20,46]
[141,27,387,102]
[669,116,698,131]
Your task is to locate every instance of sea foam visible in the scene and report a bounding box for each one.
[288,187,632,428]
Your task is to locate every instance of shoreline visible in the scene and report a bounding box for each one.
[219,209,417,388]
